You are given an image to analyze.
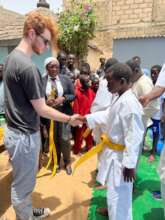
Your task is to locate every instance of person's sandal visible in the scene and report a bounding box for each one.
[96,207,108,216]
[95,185,107,190]
[33,208,51,219]
[148,154,155,162]
[65,165,72,175]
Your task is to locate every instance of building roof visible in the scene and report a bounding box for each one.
[35,7,58,19]
[0,6,57,43]
[0,6,24,41]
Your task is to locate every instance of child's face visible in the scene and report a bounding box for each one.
[68,55,75,66]
[80,75,91,89]
[80,70,90,76]
[151,68,159,84]
[59,54,67,66]
[106,71,125,94]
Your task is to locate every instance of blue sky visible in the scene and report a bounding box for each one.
[1,0,63,14]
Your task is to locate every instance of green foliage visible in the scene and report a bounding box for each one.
[58,0,96,59]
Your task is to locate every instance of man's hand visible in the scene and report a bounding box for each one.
[68,114,84,127]
[139,95,150,107]
[123,167,135,182]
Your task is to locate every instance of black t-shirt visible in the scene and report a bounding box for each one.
[4,49,45,133]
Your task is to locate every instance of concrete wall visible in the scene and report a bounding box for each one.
[113,38,165,69]
[111,0,153,25]
[64,0,165,70]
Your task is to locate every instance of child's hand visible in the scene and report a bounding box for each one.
[68,114,84,127]
[123,167,135,182]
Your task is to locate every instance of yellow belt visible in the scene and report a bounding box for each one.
[46,120,57,176]
[73,134,125,174]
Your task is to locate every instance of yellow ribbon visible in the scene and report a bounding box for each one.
[37,90,58,178]
[82,127,91,139]
[0,127,4,146]
[46,120,57,176]
[73,134,125,174]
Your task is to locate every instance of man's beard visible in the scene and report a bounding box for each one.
[31,41,42,55]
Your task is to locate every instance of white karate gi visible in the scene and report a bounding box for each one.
[86,89,144,220]
[90,78,117,170]
[90,78,113,143]
[91,78,112,113]
[156,64,165,216]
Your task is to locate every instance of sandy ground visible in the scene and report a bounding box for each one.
[0,151,97,220]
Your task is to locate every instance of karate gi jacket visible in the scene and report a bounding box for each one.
[86,89,144,186]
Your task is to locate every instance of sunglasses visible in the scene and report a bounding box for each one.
[39,34,50,46]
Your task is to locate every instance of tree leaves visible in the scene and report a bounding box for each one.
[58,0,96,60]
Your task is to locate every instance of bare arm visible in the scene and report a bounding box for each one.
[31,98,81,126]
[139,86,165,107]
[147,86,165,100]
[31,98,70,122]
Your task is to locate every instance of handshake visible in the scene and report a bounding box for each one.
[68,114,87,127]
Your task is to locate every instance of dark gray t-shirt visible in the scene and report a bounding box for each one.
[4,49,45,133]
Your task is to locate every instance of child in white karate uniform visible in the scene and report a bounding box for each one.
[84,63,144,220]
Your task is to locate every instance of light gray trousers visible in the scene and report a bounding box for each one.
[107,162,133,220]
[4,127,41,220]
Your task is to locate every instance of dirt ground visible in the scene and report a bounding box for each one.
[0,151,97,220]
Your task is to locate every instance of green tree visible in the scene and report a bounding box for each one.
[58,0,96,62]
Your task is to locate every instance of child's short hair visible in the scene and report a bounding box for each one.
[23,11,58,43]
[132,55,141,62]
[104,58,119,71]
[106,63,133,83]
[151,65,162,73]
[126,59,141,74]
